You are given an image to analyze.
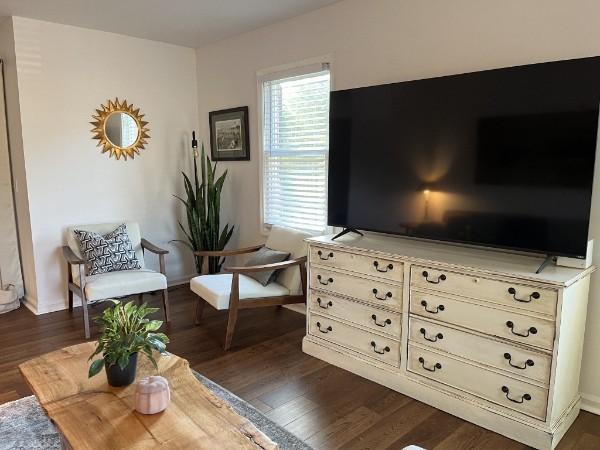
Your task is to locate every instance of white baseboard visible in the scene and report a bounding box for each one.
[21,294,38,314]
[581,393,600,415]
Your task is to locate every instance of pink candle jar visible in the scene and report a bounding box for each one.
[134,375,170,414]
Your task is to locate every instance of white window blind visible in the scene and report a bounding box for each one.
[262,66,330,233]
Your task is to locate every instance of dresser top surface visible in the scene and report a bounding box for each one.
[307,233,594,287]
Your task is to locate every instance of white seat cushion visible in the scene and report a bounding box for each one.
[190,274,290,310]
[75,269,167,302]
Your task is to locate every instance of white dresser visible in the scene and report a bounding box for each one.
[302,233,594,449]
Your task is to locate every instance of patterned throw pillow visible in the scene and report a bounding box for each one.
[74,224,142,275]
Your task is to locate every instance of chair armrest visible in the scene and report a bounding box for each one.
[225,256,307,274]
[62,246,85,265]
[141,238,169,255]
[194,244,263,258]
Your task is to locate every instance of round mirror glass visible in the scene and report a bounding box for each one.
[104,112,139,148]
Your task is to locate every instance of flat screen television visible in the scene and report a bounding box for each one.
[328,57,600,258]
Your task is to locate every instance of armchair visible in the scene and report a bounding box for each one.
[63,222,170,339]
[190,225,311,350]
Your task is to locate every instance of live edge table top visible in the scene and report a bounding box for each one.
[19,342,277,450]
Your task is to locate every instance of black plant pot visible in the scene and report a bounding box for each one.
[105,353,138,387]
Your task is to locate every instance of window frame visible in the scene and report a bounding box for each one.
[257,56,333,235]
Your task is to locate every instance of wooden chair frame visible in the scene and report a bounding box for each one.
[194,245,307,350]
[63,238,170,339]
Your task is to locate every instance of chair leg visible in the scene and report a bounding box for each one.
[81,294,90,340]
[77,265,91,340]
[162,289,170,322]
[224,273,240,351]
[224,307,239,351]
[67,263,74,312]
[195,297,206,325]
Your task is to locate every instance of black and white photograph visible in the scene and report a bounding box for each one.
[209,106,250,160]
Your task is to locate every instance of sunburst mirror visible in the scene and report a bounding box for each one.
[90,98,150,160]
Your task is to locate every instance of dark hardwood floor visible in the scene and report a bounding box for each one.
[1,285,599,449]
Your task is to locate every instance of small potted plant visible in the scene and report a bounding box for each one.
[88,300,169,387]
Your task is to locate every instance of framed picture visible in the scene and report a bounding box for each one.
[209,106,250,161]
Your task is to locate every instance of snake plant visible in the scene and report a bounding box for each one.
[173,143,234,274]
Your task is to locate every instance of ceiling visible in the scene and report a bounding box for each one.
[0,0,340,48]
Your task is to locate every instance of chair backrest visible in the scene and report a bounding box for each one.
[265,225,313,294]
[66,222,145,270]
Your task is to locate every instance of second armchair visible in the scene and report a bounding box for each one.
[190,225,311,350]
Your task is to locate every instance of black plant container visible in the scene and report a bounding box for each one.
[105,353,138,387]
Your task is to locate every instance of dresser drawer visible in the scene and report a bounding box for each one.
[310,267,402,310]
[311,246,403,283]
[309,313,400,367]
[410,290,555,350]
[408,345,548,420]
[409,317,551,384]
[309,290,401,338]
[410,265,558,317]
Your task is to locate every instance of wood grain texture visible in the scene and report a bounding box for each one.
[19,342,276,450]
[1,286,599,449]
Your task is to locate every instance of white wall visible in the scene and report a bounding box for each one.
[7,17,199,313]
[194,0,600,411]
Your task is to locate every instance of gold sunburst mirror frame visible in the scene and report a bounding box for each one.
[90,98,150,160]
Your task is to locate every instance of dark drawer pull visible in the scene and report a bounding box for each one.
[504,353,534,370]
[317,250,334,261]
[508,287,540,303]
[501,386,531,403]
[317,275,333,286]
[371,314,391,327]
[370,341,390,354]
[420,327,443,342]
[317,298,332,309]
[506,321,537,337]
[421,300,445,314]
[316,321,332,334]
[418,357,442,372]
[422,271,446,284]
[373,261,394,273]
[372,288,392,300]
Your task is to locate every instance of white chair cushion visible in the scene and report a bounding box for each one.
[190,274,290,310]
[265,225,313,295]
[74,269,167,302]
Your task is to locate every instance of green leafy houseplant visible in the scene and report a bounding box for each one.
[88,300,169,386]
[173,143,234,274]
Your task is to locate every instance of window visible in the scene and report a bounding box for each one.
[261,64,330,233]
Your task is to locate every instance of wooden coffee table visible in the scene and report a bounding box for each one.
[19,342,277,449]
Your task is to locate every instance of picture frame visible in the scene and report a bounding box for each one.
[209,106,250,161]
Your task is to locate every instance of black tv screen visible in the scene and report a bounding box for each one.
[329,57,600,258]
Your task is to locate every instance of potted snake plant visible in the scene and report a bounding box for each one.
[88,300,169,387]
[173,140,235,274]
